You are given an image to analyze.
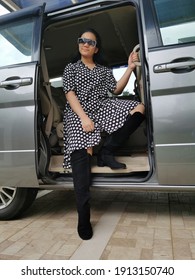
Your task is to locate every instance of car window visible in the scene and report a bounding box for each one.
[0,18,34,67]
[113,67,135,96]
[50,77,62,88]
[153,0,195,45]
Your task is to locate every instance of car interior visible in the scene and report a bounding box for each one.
[38,3,151,181]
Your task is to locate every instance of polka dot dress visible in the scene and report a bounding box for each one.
[63,60,139,168]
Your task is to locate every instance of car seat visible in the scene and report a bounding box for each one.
[39,84,65,151]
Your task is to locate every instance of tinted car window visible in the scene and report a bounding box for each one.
[153,0,195,45]
[0,18,34,67]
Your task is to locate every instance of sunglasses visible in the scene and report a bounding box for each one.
[78,37,97,47]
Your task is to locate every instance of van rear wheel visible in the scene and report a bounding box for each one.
[0,186,38,220]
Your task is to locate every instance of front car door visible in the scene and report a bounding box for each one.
[143,0,195,185]
[0,5,44,187]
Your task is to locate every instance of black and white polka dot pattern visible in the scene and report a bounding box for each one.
[63,60,139,168]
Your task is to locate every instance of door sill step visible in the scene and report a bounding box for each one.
[49,153,150,174]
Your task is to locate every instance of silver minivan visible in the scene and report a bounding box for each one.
[0,0,195,219]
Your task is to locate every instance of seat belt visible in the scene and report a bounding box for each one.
[41,46,53,138]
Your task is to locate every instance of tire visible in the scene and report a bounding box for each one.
[0,186,38,220]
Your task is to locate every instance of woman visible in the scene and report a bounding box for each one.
[63,28,145,240]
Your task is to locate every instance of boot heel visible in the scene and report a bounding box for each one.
[97,153,126,169]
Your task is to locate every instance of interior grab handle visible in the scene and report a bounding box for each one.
[153,57,195,74]
[0,76,33,90]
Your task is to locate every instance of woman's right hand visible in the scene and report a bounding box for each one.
[81,115,95,133]
[128,51,139,70]
[66,91,95,133]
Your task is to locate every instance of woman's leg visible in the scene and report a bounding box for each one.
[97,104,145,169]
[71,148,93,240]
[130,103,145,115]
[87,147,93,156]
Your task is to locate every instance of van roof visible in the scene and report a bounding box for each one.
[9,0,91,12]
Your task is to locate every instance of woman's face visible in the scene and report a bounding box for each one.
[78,32,99,59]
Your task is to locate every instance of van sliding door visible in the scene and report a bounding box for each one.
[145,0,195,185]
[0,5,45,186]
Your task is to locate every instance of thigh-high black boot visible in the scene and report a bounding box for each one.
[97,112,145,169]
[71,149,93,240]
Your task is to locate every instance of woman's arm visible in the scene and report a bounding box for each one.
[113,52,138,95]
[66,91,94,132]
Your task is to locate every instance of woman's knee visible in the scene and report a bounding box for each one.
[130,103,145,115]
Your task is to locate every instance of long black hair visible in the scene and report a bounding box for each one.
[72,28,107,66]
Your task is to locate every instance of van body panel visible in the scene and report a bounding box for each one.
[145,1,195,186]
[0,6,45,186]
[0,64,38,187]
[149,54,195,184]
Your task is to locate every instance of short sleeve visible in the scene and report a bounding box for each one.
[106,68,117,93]
[63,63,76,94]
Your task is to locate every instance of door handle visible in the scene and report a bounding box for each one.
[153,57,195,73]
[0,76,33,90]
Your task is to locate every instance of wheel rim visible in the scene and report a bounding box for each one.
[0,186,17,209]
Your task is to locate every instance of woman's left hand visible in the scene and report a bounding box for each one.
[128,52,139,70]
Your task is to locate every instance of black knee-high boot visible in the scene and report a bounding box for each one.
[71,149,93,240]
[97,112,145,169]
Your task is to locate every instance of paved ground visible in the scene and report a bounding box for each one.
[1,189,195,260]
